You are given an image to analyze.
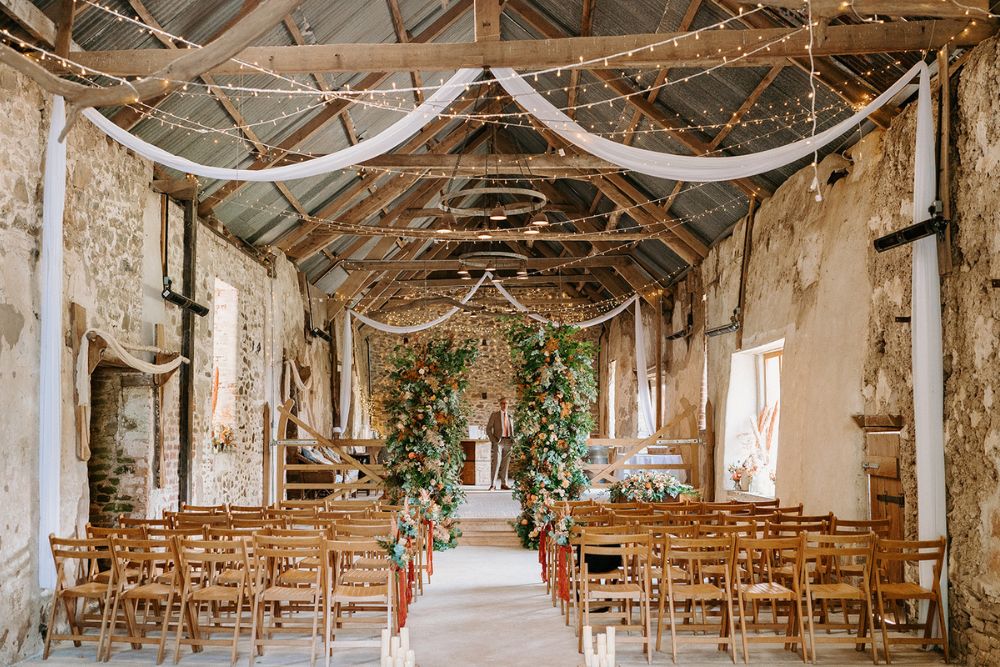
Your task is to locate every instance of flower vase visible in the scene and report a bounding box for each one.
[736,475,752,492]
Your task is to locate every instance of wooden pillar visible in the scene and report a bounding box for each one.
[177,199,197,503]
[262,402,271,505]
[655,291,664,429]
[936,47,953,276]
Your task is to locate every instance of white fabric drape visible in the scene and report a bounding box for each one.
[81,68,481,181]
[634,299,655,438]
[493,63,927,182]
[38,95,67,589]
[335,314,353,436]
[349,271,491,334]
[283,359,314,427]
[910,65,948,630]
[75,329,189,409]
[491,280,638,328]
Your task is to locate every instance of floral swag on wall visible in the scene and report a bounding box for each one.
[381,337,479,551]
[506,321,597,549]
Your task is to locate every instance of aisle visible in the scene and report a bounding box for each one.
[408,545,578,667]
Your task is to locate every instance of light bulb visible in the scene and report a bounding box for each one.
[489,205,507,221]
[530,213,549,226]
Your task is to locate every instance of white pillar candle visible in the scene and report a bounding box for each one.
[405,649,416,667]
[390,636,400,658]
[400,627,410,652]
[606,626,615,665]
[597,634,607,663]
[381,629,391,657]
[394,655,405,667]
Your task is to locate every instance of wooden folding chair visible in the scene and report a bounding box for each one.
[119,516,171,530]
[172,537,252,665]
[173,513,230,530]
[734,535,808,664]
[43,536,116,660]
[181,504,227,514]
[657,535,738,663]
[325,538,394,651]
[873,537,948,664]
[802,533,878,663]
[579,531,653,663]
[248,535,327,667]
[103,537,181,663]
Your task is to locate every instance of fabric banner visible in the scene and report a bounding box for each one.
[492,63,927,182]
[38,95,67,589]
[910,65,948,629]
[634,299,655,437]
[81,68,482,182]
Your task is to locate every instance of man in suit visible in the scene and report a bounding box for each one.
[486,397,514,491]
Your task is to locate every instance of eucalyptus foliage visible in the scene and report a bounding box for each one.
[506,321,597,548]
[382,337,478,550]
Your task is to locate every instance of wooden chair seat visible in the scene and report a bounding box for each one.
[122,581,174,599]
[63,581,112,597]
[808,582,866,600]
[878,581,933,599]
[216,567,246,585]
[261,584,320,602]
[188,583,243,602]
[587,581,643,599]
[670,582,726,601]
[342,568,390,584]
[353,556,391,569]
[277,568,321,585]
[331,583,390,602]
[738,581,795,599]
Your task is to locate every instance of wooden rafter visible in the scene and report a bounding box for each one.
[63,19,994,74]
[198,0,473,217]
[565,0,595,119]
[474,0,502,42]
[752,0,991,19]
[385,0,425,103]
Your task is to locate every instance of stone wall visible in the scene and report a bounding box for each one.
[0,63,328,664]
[657,36,1000,662]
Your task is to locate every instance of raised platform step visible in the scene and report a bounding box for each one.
[458,518,521,547]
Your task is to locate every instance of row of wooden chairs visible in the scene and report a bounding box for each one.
[546,500,943,664]
[45,525,399,665]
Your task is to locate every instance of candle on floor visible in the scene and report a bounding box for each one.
[381,629,391,658]
[597,633,607,664]
[390,636,400,657]
[400,627,410,652]
[606,626,615,666]
[405,649,416,667]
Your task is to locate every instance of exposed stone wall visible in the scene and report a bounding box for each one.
[657,36,1000,662]
[0,63,327,663]
[943,37,1000,665]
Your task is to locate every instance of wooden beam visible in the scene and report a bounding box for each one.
[752,0,991,19]
[198,0,473,216]
[53,0,74,58]
[393,276,595,288]
[358,152,617,174]
[61,19,996,74]
[0,0,74,47]
[386,0,425,103]
[565,0,595,119]
[110,0,263,130]
[474,0,501,41]
[340,256,634,271]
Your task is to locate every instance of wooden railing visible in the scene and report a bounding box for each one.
[273,401,701,500]
[274,401,386,501]
[582,409,702,490]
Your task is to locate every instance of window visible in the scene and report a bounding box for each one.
[210,280,239,442]
[722,340,783,497]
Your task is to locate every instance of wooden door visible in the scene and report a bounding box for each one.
[864,430,904,581]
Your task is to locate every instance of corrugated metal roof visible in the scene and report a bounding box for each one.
[0,0,932,300]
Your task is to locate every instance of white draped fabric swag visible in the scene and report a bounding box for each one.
[38,95,67,589]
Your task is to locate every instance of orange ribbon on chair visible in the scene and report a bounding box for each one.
[396,568,408,628]
[557,545,571,602]
[538,526,549,582]
[425,520,434,577]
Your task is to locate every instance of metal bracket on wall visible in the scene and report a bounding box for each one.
[876,493,905,507]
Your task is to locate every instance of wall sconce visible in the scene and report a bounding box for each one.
[162,277,208,317]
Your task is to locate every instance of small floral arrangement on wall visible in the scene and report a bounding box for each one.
[609,471,697,503]
[210,424,236,453]
[727,453,760,491]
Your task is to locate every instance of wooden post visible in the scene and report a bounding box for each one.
[735,197,757,351]
[275,398,294,503]
[655,291,664,430]
[70,302,89,461]
[262,402,271,505]
[937,47,953,276]
[177,199,197,503]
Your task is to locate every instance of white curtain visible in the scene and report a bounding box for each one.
[335,314,353,436]
[81,68,482,181]
[634,299,655,438]
[492,63,927,182]
[75,329,189,409]
[38,95,67,589]
[910,65,948,630]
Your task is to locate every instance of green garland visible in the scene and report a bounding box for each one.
[506,321,597,548]
[382,337,478,550]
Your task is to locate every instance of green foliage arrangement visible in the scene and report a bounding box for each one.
[608,471,698,503]
[506,321,597,548]
[382,337,478,550]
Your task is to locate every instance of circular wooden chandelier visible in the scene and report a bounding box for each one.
[439,186,547,218]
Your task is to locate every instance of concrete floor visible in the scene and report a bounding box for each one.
[30,543,946,667]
